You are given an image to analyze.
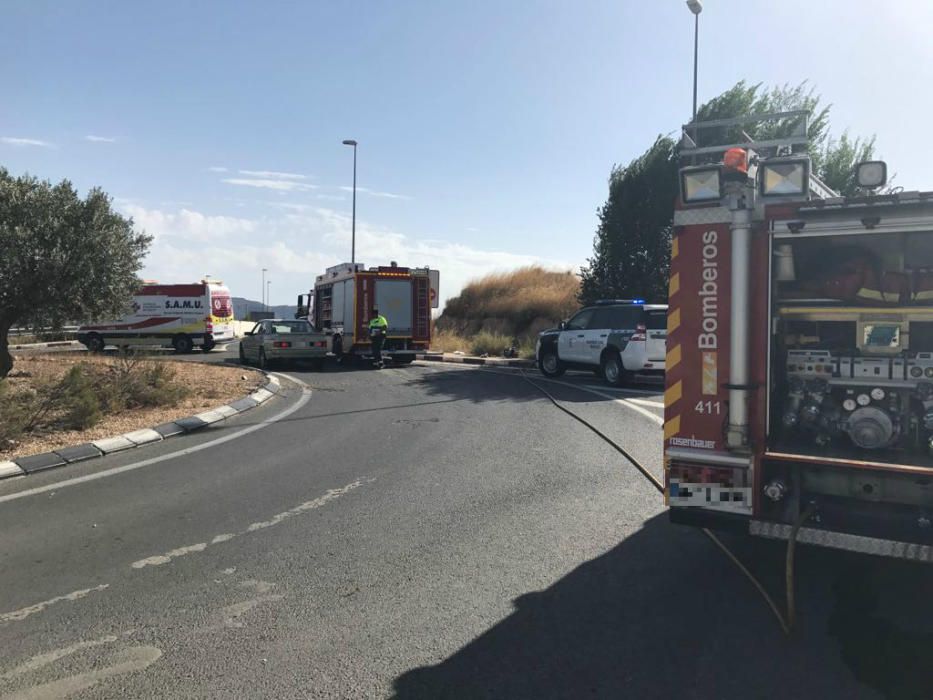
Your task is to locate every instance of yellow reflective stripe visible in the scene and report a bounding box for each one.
[668,308,681,334]
[856,287,885,301]
[671,237,679,260]
[669,272,680,297]
[663,415,681,440]
[665,380,683,407]
[666,343,682,371]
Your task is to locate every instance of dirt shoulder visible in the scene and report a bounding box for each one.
[1,354,264,461]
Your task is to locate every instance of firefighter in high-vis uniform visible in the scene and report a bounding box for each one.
[368,307,389,368]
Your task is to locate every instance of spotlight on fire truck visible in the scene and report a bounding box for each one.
[856,160,888,189]
[680,164,722,203]
[759,156,810,197]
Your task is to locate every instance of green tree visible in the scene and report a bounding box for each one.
[579,81,877,305]
[579,137,678,304]
[0,168,151,377]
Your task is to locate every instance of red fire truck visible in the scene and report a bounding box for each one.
[297,262,438,364]
[665,111,932,562]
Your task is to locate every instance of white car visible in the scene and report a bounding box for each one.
[535,300,668,386]
[239,319,330,370]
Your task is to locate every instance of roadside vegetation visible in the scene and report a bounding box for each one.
[433,266,579,357]
[0,353,261,460]
[579,80,879,305]
[0,167,150,378]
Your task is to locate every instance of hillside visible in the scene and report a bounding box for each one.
[233,297,297,320]
[434,266,580,356]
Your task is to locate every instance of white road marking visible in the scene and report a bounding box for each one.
[0,585,109,624]
[3,645,162,700]
[482,369,665,426]
[221,595,284,628]
[246,479,365,532]
[239,579,276,594]
[622,397,665,408]
[128,478,368,570]
[0,635,117,681]
[0,383,312,505]
[130,542,208,569]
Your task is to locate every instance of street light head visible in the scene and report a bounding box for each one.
[687,0,702,15]
[342,139,358,146]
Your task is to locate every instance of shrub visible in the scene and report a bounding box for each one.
[59,366,102,430]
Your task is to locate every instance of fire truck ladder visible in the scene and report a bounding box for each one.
[414,276,430,339]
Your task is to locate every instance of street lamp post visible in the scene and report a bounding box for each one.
[687,0,702,125]
[267,280,271,314]
[261,268,268,315]
[342,139,358,265]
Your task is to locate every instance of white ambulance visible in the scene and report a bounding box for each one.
[77,280,235,353]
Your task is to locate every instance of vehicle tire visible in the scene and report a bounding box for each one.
[394,356,415,365]
[202,339,216,352]
[238,343,249,365]
[173,335,194,354]
[538,350,565,377]
[601,350,631,387]
[258,348,268,370]
[86,333,105,353]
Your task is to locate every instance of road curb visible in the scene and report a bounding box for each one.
[0,372,282,480]
[416,353,534,368]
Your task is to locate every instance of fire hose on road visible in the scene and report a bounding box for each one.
[518,369,813,637]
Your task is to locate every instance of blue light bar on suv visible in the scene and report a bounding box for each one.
[594,298,646,306]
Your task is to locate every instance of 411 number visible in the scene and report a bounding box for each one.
[694,400,722,415]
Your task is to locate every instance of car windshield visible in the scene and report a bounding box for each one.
[271,321,311,334]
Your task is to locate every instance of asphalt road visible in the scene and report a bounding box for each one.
[0,354,930,699]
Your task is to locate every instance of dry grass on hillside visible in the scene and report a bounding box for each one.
[437,266,579,340]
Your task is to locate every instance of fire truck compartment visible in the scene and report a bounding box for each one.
[769,227,933,471]
[375,279,413,335]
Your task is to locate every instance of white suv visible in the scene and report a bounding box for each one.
[535,300,668,386]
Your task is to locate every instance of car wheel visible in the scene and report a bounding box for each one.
[538,350,565,377]
[86,333,105,353]
[238,343,249,365]
[258,348,268,370]
[601,350,629,387]
[202,339,216,352]
[173,335,194,354]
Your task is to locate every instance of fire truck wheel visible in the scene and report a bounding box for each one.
[172,335,194,354]
[538,350,565,377]
[86,333,105,353]
[601,350,629,387]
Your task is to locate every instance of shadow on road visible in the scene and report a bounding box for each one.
[392,514,933,700]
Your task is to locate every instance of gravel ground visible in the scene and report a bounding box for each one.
[2,354,264,460]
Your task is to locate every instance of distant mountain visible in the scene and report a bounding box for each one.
[232,297,299,320]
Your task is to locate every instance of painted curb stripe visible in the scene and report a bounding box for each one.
[0,461,25,479]
[0,371,279,480]
[92,436,135,454]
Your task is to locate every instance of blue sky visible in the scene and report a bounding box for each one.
[3,1,932,306]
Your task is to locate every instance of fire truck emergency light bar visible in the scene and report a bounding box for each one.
[680,155,812,203]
